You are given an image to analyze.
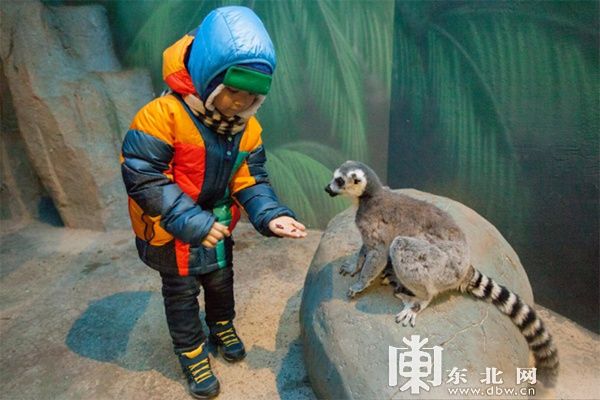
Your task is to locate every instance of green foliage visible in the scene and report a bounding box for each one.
[252,1,394,158]
[121,0,237,90]
[392,0,598,239]
[427,21,521,218]
[265,147,350,228]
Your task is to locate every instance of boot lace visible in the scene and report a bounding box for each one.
[187,358,213,383]
[215,326,240,347]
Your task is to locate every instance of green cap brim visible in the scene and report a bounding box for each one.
[223,66,272,95]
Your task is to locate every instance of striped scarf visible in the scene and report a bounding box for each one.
[181,92,247,135]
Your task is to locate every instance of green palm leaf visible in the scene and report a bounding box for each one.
[300,0,367,160]
[253,2,309,144]
[278,141,346,171]
[266,147,349,228]
[394,1,597,233]
[122,0,235,89]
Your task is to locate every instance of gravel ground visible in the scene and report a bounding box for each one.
[0,220,598,399]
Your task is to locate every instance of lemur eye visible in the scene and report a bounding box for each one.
[335,177,345,186]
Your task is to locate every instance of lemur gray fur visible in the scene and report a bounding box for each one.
[325,160,559,387]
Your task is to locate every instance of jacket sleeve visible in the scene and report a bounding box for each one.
[121,100,215,245]
[230,143,296,237]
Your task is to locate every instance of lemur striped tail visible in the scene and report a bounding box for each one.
[463,267,559,387]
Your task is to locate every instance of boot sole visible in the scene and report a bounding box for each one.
[218,345,246,363]
[189,387,220,399]
[209,334,246,363]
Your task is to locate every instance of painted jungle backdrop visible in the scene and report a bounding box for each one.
[46,0,598,332]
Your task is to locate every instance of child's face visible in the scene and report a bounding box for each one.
[213,87,257,117]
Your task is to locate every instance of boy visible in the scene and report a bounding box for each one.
[120,6,306,398]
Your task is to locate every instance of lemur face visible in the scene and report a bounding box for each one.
[325,162,368,198]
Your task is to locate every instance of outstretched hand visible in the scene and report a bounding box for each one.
[202,222,231,248]
[268,216,307,238]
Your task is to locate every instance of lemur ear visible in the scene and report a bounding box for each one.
[354,178,361,184]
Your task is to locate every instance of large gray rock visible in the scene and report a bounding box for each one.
[1,65,47,223]
[300,189,535,399]
[0,1,154,229]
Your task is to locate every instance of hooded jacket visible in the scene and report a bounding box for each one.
[121,6,294,276]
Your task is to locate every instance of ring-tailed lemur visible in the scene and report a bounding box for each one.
[325,160,559,387]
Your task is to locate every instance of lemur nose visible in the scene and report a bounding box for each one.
[325,185,337,197]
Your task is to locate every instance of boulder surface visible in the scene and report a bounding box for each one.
[300,189,536,399]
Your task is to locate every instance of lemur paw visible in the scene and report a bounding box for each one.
[339,262,356,276]
[347,282,365,298]
[395,308,417,327]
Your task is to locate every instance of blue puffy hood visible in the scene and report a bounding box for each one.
[187,6,277,98]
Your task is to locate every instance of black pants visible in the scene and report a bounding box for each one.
[160,266,235,354]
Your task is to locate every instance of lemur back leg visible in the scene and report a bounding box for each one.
[381,262,416,297]
[389,236,454,327]
[339,244,367,277]
[347,245,388,298]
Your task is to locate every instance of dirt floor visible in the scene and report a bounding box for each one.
[0,220,598,400]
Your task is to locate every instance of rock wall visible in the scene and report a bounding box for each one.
[1,63,48,223]
[300,189,536,399]
[0,0,154,230]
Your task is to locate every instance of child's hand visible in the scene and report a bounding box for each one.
[201,222,231,248]
[268,216,307,238]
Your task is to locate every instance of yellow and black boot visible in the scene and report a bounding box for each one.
[178,342,220,399]
[209,320,246,362]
